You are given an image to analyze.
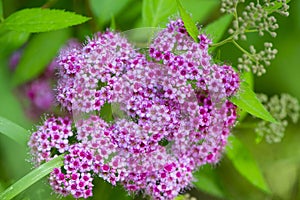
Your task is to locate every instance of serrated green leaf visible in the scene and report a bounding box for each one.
[226,136,271,193]
[90,0,131,26]
[2,8,90,33]
[203,14,233,43]
[0,155,64,200]
[142,0,177,27]
[12,29,70,86]
[0,30,30,57]
[0,116,29,147]
[176,0,199,42]
[230,81,277,123]
[193,165,226,198]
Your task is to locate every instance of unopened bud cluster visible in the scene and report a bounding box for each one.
[221,0,289,76]
[255,93,299,143]
[237,42,278,76]
[222,0,289,39]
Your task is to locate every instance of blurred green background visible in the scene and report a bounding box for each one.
[0,0,299,199]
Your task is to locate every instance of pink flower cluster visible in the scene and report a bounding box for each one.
[28,19,240,199]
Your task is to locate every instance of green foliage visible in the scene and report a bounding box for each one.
[0,116,29,147]
[142,0,177,27]
[0,155,64,200]
[203,14,233,43]
[0,30,29,57]
[90,0,131,27]
[100,103,114,122]
[230,81,277,123]
[193,165,226,198]
[0,59,31,128]
[176,0,199,42]
[1,8,90,33]
[182,0,219,23]
[236,71,254,122]
[226,136,271,193]
[12,29,70,86]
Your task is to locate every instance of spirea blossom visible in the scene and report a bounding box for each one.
[28,18,240,200]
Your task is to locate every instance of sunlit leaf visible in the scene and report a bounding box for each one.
[2,8,90,33]
[230,81,277,123]
[0,155,64,200]
[203,14,233,43]
[0,116,28,147]
[226,136,271,193]
[90,0,131,26]
[142,0,177,27]
[176,0,199,42]
[12,29,70,86]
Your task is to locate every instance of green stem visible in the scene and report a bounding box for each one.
[232,40,256,62]
[244,29,259,33]
[210,36,233,47]
[0,155,64,200]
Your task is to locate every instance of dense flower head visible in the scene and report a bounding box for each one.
[56,31,139,112]
[29,18,240,200]
[28,116,73,165]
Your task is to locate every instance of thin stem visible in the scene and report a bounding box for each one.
[232,40,256,62]
[244,29,259,33]
[210,36,234,47]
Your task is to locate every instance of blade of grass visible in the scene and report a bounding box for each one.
[0,116,29,147]
[0,155,64,200]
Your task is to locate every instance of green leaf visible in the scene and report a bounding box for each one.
[142,0,177,27]
[203,14,233,43]
[226,136,271,193]
[0,155,64,200]
[176,0,199,42]
[0,30,30,57]
[0,116,29,147]
[193,165,226,198]
[230,81,277,123]
[12,29,70,86]
[100,103,113,122]
[2,8,90,33]
[90,0,131,26]
[182,0,219,23]
[236,71,254,122]
[122,27,162,48]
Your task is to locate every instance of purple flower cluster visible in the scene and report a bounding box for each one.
[28,19,240,199]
